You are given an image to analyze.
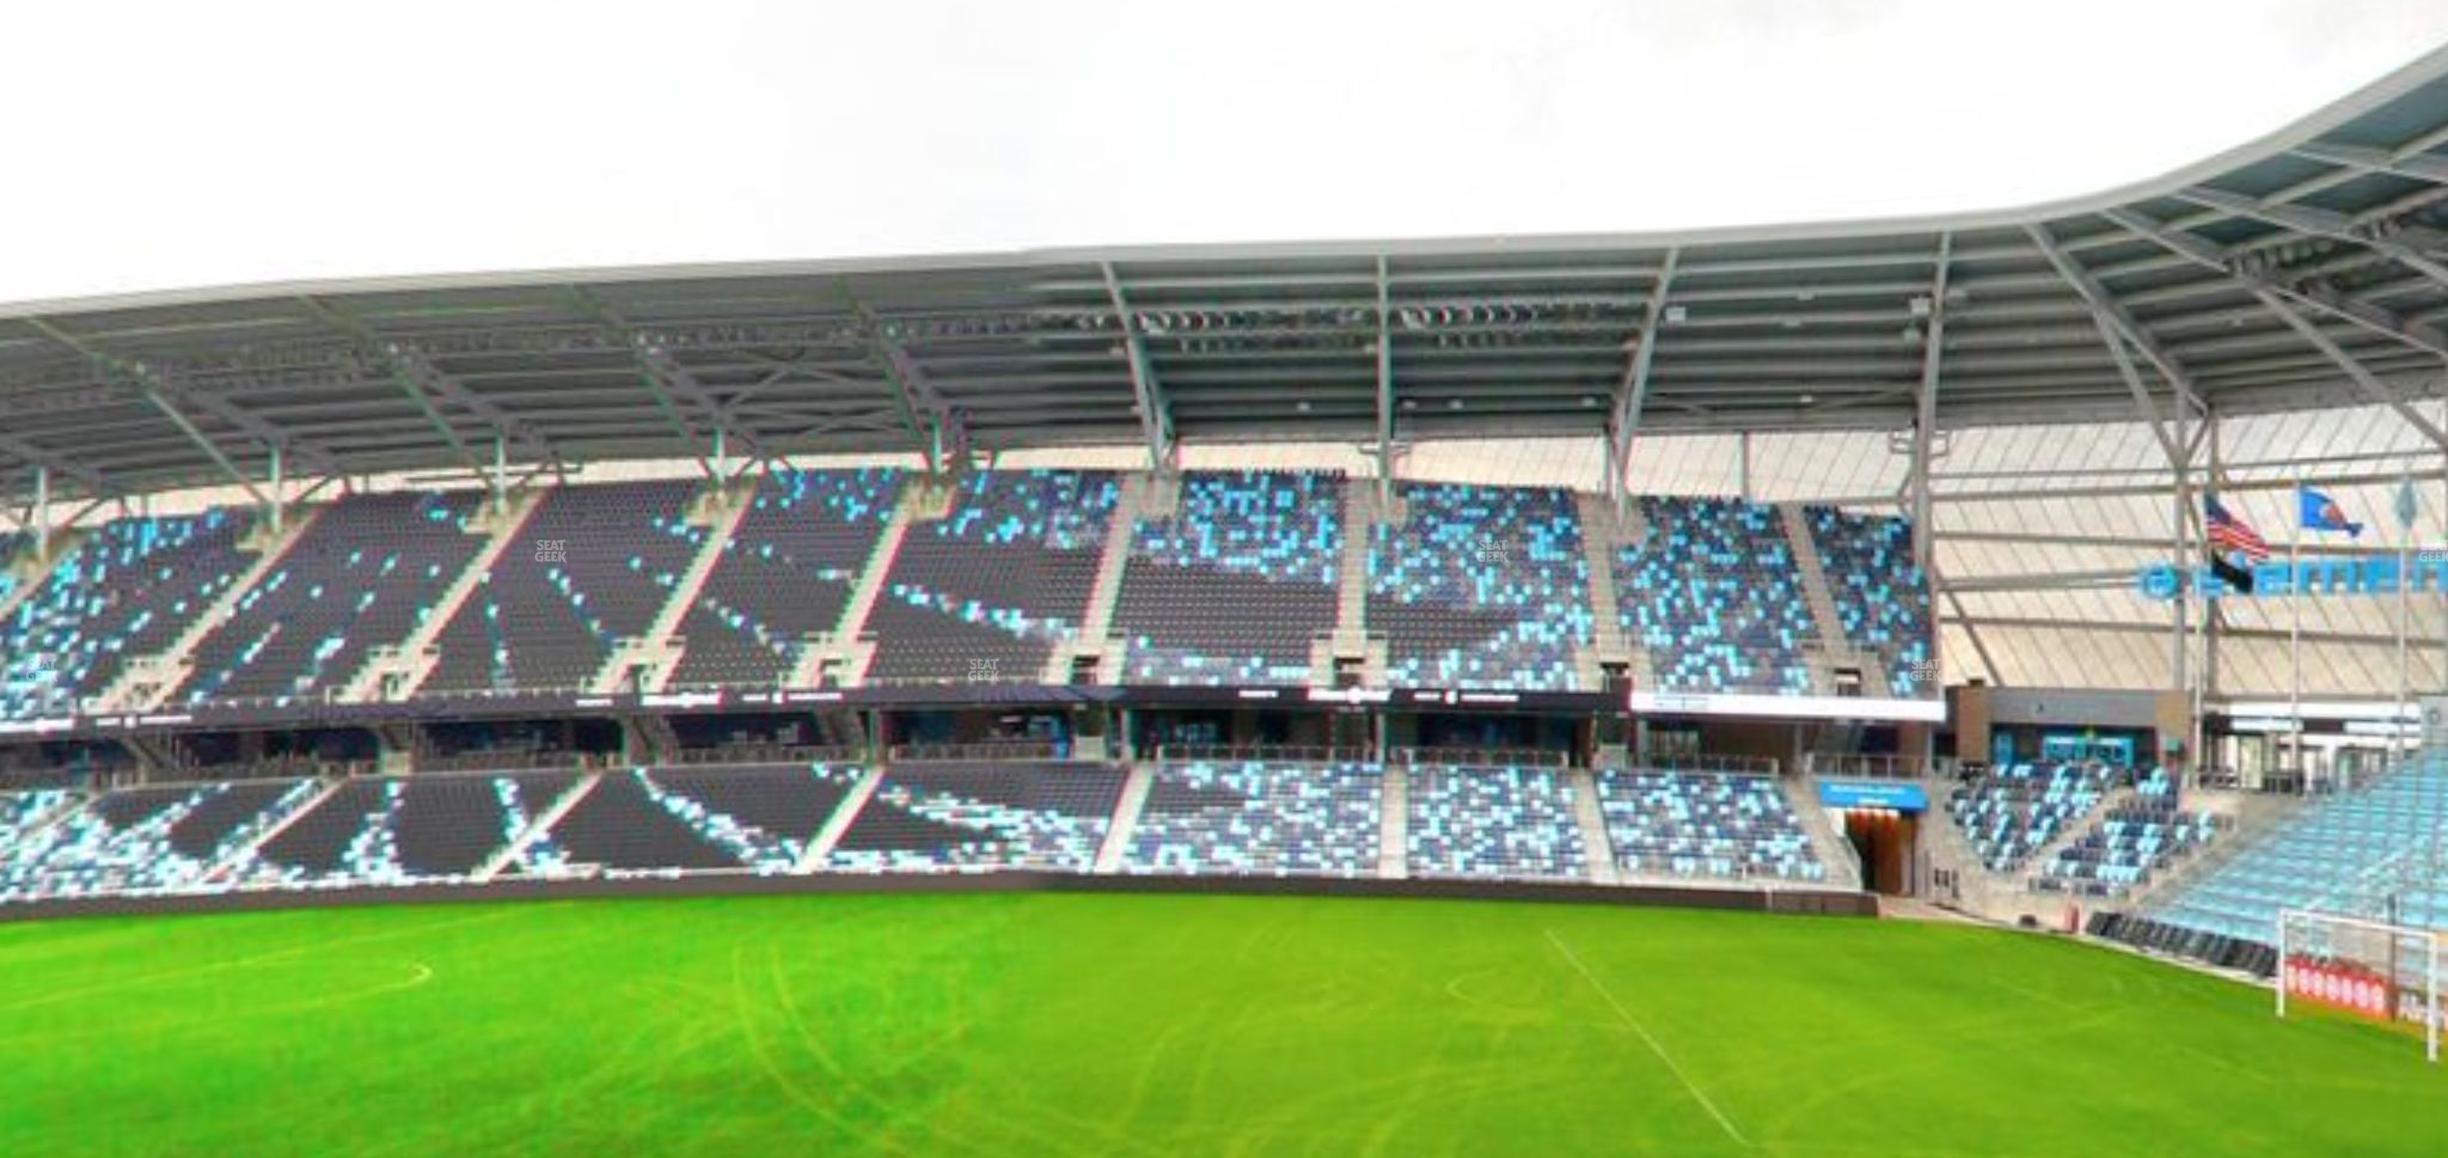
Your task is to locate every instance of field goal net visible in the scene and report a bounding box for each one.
[2276,909,2442,1063]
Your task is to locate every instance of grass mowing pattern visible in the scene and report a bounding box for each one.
[0,893,2440,1156]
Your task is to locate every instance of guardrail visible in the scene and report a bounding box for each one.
[1151,744,1378,765]
[1624,753,1782,776]
[1387,746,1569,768]
[885,740,1070,762]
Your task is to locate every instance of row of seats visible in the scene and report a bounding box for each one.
[1805,507,1933,697]
[1618,497,1817,696]
[0,479,1936,712]
[829,762,1127,873]
[670,470,904,690]
[2152,752,2448,943]
[1369,484,1594,691]
[1115,471,1342,686]
[2033,769,2222,897]
[1596,769,1825,882]
[1948,762,2111,873]
[863,471,1117,684]
[175,493,486,706]
[1406,764,1587,880]
[0,762,1869,898]
[0,510,260,718]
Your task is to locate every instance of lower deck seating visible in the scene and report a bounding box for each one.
[828,762,1126,873]
[640,764,864,871]
[0,779,318,901]
[2034,769,2220,897]
[1595,769,1824,882]
[1121,761,1381,877]
[1948,762,2110,873]
[1405,764,1587,880]
[2152,753,2448,944]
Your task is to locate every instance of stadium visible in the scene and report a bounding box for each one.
[6,26,2448,1157]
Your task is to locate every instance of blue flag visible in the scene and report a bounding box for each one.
[2298,486,2364,537]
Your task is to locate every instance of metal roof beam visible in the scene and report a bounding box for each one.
[1373,256,1395,493]
[2289,140,2448,186]
[2247,287,2448,454]
[2172,185,2448,286]
[1608,247,1678,501]
[1100,263,1177,474]
[22,317,320,495]
[842,295,959,469]
[293,299,563,472]
[2101,207,2448,362]
[567,288,765,477]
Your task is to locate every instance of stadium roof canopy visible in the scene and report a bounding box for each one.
[5,49,2448,503]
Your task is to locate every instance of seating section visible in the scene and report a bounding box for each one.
[1596,769,1825,882]
[1122,761,1381,877]
[1618,498,1816,696]
[395,772,581,879]
[0,509,259,719]
[0,778,317,902]
[1114,471,1340,686]
[2153,753,2448,944]
[174,492,488,706]
[531,769,749,874]
[1805,507,1934,697]
[423,481,703,696]
[1948,762,2111,873]
[670,470,904,689]
[828,762,1127,873]
[242,779,404,887]
[864,471,1117,684]
[2035,769,2222,897]
[639,763,865,872]
[1406,764,1587,880]
[1369,484,1593,691]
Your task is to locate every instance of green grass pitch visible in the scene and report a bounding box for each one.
[0,892,2439,1156]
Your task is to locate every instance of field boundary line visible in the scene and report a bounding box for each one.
[1542,926,1752,1148]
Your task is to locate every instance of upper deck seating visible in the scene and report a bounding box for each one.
[1617,497,1816,696]
[1804,506,1934,697]
[669,470,904,689]
[0,509,258,719]
[1368,483,1593,691]
[174,492,487,706]
[422,481,703,696]
[862,471,1117,684]
[1114,471,1341,686]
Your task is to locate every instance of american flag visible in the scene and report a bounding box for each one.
[2204,495,2270,561]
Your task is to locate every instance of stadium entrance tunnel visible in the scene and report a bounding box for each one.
[1840,808,1918,895]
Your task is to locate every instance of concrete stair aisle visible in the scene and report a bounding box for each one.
[800,484,925,688]
[477,772,602,882]
[1377,762,1409,879]
[1571,492,1643,691]
[1778,776,1864,890]
[203,777,346,881]
[96,504,329,713]
[797,766,888,871]
[1045,474,1152,684]
[1092,763,1156,874]
[1567,767,1621,885]
[1777,501,1888,696]
[594,479,757,694]
[1316,481,1391,686]
[345,487,545,703]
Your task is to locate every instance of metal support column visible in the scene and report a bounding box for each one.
[1911,234,1952,572]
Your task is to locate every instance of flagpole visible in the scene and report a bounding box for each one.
[2400,460,2413,767]
[2290,482,2303,778]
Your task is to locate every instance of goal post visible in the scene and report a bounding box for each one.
[2276,908,2442,1063]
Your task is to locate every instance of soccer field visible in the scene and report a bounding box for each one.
[0,892,2437,1156]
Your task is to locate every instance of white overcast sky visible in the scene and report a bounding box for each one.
[5,0,2447,307]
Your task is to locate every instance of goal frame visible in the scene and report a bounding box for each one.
[2275,908,2442,1064]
